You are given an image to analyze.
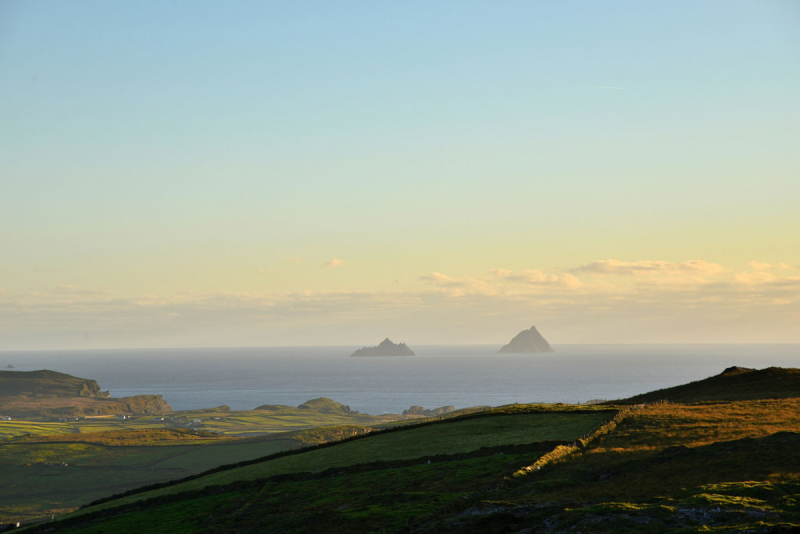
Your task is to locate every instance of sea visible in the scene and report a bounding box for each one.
[1,345,798,415]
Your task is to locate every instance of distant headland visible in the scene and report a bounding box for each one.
[498,325,555,353]
[351,338,415,357]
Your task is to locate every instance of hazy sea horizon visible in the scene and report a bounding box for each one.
[2,344,798,414]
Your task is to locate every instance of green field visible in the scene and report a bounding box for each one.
[170,405,406,436]
[0,396,418,524]
[34,399,800,534]
[13,367,800,533]
[0,428,314,523]
[52,452,546,534]
[0,420,79,440]
[73,411,610,514]
[0,405,405,440]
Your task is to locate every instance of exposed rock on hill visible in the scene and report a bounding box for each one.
[351,338,415,357]
[297,398,359,415]
[403,405,455,417]
[624,366,800,403]
[498,326,555,353]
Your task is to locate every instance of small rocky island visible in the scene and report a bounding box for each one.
[351,338,415,357]
[498,325,555,353]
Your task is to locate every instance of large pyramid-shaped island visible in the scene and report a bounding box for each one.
[498,325,555,353]
[351,338,416,357]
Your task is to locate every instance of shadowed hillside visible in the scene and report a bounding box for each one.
[623,366,800,403]
[0,370,171,418]
[12,369,800,533]
[0,370,110,398]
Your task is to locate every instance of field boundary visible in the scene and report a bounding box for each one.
[79,406,616,509]
[22,441,564,532]
[512,404,649,478]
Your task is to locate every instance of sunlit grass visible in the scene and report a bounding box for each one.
[75,411,609,514]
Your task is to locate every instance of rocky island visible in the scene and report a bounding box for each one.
[498,325,555,353]
[351,338,415,357]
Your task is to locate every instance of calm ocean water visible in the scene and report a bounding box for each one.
[1,345,798,414]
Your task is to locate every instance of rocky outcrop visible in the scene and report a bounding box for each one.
[296,398,360,415]
[119,395,172,415]
[498,326,555,353]
[351,338,415,357]
[403,405,455,417]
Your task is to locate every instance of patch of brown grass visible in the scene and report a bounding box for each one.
[515,399,800,503]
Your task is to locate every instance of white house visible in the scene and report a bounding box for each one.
[0,416,11,421]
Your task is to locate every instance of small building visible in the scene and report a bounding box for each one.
[192,419,201,424]
[0,416,10,421]
[152,417,164,421]
[117,415,129,420]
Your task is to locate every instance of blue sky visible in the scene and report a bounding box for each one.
[1,1,799,348]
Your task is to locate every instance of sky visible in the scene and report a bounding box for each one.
[1,1,799,349]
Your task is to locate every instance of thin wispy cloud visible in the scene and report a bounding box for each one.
[419,272,464,287]
[324,258,347,268]
[575,260,726,276]
[490,269,582,288]
[748,261,793,271]
[748,261,773,271]
[54,284,112,295]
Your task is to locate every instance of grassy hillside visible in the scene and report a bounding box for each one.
[0,370,108,399]
[0,370,172,419]
[18,407,607,531]
[0,425,379,524]
[23,368,800,534]
[623,366,800,403]
[75,410,610,513]
[33,398,800,534]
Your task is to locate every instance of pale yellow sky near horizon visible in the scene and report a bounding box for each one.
[1,2,799,349]
[1,255,798,349]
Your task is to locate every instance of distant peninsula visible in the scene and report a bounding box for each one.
[0,369,172,418]
[498,325,555,353]
[351,338,415,357]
